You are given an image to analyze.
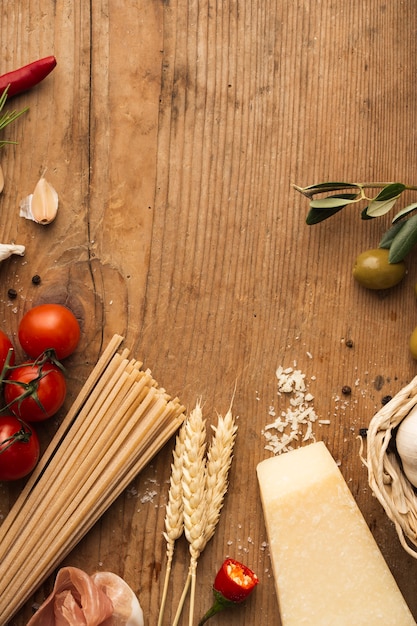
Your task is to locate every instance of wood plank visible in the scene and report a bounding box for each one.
[1,1,417,624]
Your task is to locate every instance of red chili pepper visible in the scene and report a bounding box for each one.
[198,558,259,625]
[0,56,57,98]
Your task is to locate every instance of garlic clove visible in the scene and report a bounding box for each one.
[396,406,417,487]
[30,176,58,224]
[0,243,25,262]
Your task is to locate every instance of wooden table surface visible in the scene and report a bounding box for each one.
[1,1,417,624]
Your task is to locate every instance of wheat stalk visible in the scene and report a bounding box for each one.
[157,423,186,626]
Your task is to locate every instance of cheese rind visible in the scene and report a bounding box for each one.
[256,441,416,626]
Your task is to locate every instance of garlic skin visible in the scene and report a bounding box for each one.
[0,243,25,262]
[396,406,417,487]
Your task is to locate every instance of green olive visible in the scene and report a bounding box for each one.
[352,248,406,290]
[410,326,417,360]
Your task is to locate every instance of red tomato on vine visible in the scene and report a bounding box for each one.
[18,303,81,360]
[0,415,40,480]
[4,361,67,422]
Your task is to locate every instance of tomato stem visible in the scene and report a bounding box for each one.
[0,347,15,384]
[0,420,32,456]
[0,353,64,417]
[1,365,49,415]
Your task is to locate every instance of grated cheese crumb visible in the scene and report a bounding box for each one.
[263,362,328,455]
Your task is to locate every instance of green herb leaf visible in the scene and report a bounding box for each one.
[392,201,417,223]
[388,213,417,262]
[365,183,406,218]
[379,221,406,249]
[0,86,29,149]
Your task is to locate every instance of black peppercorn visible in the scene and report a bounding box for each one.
[341,385,352,395]
[7,288,17,299]
[345,339,354,348]
[381,395,392,406]
[31,274,41,285]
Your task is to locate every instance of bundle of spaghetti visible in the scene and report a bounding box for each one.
[0,334,186,624]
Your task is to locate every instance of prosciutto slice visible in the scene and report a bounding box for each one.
[91,572,144,626]
[26,567,144,626]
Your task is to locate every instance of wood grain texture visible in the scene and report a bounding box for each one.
[1,0,417,624]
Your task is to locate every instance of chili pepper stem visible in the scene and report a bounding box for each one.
[197,592,236,625]
[197,603,223,625]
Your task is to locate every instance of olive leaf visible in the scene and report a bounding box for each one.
[364,183,406,218]
[310,194,360,209]
[392,201,417,223]
[294,182,360,199]
[361,206,375,220]
[306,193,359,225]
[388,212,417,263]
[378,221,406,249]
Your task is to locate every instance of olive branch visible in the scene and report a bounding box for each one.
[294,181,417,263]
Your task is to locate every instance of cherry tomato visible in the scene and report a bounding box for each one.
[0,415,40,480]
[0,329,15,372]
[18,303,81,360]
[4,361,67,422]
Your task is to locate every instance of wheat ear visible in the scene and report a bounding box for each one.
[202,406,238,550]
[157,423,186,626]
[172,400,207,626]
[188,404,238,626]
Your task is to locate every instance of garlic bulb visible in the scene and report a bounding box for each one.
[396,406,417,487]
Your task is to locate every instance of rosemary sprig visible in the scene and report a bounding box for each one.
[0,86,29,148]
[295,181,417,263]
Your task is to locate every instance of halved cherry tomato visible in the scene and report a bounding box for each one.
[0,329,15,372]
[4,361,67,422]
[18,303,81,360]
[0,415,40,480]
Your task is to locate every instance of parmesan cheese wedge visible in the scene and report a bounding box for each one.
[256,442,416,626]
